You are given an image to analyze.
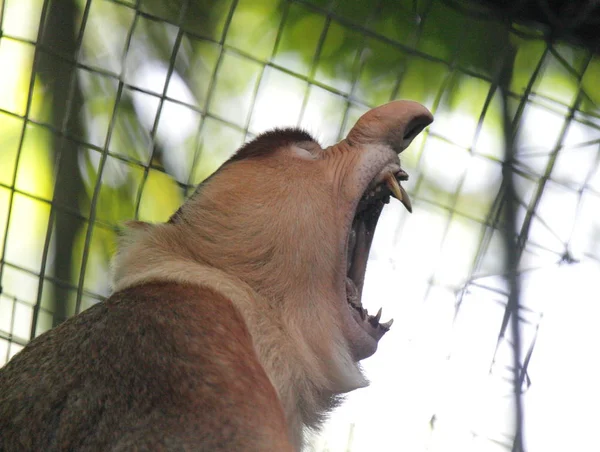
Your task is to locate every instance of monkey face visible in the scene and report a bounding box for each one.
[325,101,433,360]
[103,101,435,447]
[202,101,433,363]
[2,101,431,451]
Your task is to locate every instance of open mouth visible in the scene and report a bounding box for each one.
[345,167,412,342]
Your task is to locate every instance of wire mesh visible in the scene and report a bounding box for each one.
[0,0,599,451]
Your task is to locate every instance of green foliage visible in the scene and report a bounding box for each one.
[138,169,184,223]
[273,3,326,75]
[581,55,600,112]
[0,114,24,188]
[14,124,54,201]
[226,0,283,60]
[1,0,595,319]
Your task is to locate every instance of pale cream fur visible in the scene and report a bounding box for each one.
[111,155,369,449]
[111,100,433,449]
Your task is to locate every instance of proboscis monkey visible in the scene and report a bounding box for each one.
[0,101,433,451]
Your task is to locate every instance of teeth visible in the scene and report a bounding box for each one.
[346,278,361,307]
[384,172,412,213]
[384,172,402,200]
[367,307,383,327]
[374,307,382,323]
[399,184,412,213]
[380,318,394,330]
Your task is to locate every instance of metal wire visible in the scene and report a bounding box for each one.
[0,0,599,450]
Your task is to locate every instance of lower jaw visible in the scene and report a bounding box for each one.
[345,307,379,360]
[343,279,381,360]
[343,200,388,360]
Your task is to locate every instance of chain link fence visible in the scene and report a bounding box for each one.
[0,0,599,450]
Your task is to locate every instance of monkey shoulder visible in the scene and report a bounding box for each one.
[0,282,292,451]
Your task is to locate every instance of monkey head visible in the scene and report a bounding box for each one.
[152,100,433,384]
[1,100,433,452]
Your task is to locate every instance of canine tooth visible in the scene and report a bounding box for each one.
[380,318,394,330]
[399,184,412,213]
[384,172,413,213]
[385,173,403,201]
[374,307,382,323]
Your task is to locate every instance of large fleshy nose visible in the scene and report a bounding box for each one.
[346,100,433,153]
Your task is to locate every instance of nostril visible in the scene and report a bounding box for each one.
[400,115,433,150]
[403,124,424,142]
[403,117,431,142]
[346,101,433,153]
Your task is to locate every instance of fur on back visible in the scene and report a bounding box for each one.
[2,103,434,451]
[0,282,293,451]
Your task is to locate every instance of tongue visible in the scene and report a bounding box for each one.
[346,278,360,307]
[347,216,369,295]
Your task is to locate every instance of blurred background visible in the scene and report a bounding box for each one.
[0,0,599,450]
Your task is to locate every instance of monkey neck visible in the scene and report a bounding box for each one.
[112,220,366,448]
[180,196,341,300]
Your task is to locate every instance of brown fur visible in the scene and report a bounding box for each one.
[0,101,432,451]
[0,283,292,451]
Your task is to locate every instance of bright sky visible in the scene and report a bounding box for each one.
[306,105,600,451]
[1,4,599,450]
[241,72,600,451]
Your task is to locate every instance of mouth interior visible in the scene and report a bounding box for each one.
[345,170,411,342]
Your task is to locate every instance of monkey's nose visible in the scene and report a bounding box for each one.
[346,100,433,154]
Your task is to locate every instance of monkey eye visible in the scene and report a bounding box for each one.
[290,141,320,160]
